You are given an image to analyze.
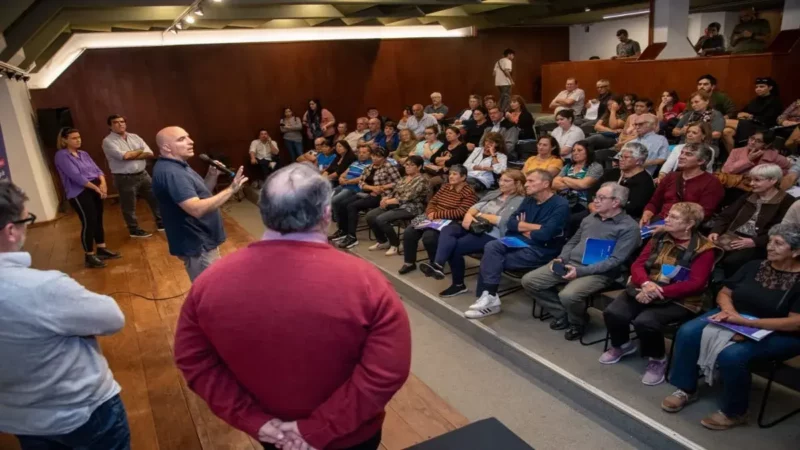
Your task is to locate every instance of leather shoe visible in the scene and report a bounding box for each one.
[549,316,569,330]
[564,324,585,341]
[398,263,417,275]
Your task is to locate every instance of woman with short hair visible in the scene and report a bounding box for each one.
[663,223,800,431]
[463,106,490,149]
[551,109,585,159]
[463,131,508,192]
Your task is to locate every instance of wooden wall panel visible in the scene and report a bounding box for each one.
[30,28,569,194]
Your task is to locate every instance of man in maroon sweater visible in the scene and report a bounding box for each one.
[640,143,724,228]
[174,163,412,450]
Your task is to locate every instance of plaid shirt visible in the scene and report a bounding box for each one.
[386,174,429,215]
[359,162,401,193]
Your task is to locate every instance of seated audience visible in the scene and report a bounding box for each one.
[425,92,449,122]
[535,78,585,128]
[694,22,726,55]
[464,132,508,192]
[332,146,402,249]
[524,181,640,340]
[392,128,418,165]
[552,140,603,233]
[586,96,627,152]
[641,143,724,227]
[480,107,519,154]
[696,74,736,118]
[248,129,280,184]
[279,107,304,161]
[673,91,725,142]
[722,129,791,175]
[362,118,385,144]
[578,79,613,126]
[616,98,653,149]
[398,106,412,129]
[627,113,670,176]
[593,142,655,220]
[710,164,797,277]
[483,95,498,112]
[296,137,336,172]
[454,95,482,125]
[659,122,715,180]
[463,106,490,149]
[601,202,717,385]
[322,140,356,184]
[344,117,369,149]
[551,110,585,159]
[777,99,800,128]
[399,165,477,274]
[420,170,527,296]
[614,29,641,59]
[367,107,389,127]
[302,98,335,141]
[414,126,443,162]
[375,120,400,153]
[662,224,800,431]
[657,90,686,134]
[622,94,638,116]
[334,122,349,145]
[399,104,438,139]
[331,144,373,220]
[505,95,535,140]
[781,159,800,190]
[522,136,564,177]
[463,170,570,319]
[722,77,783,152]
[783,200,800,225]
[365,156,429,256]
[729,8,771,54]
[425,126,469,187]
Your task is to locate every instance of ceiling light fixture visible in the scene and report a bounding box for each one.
[194,7,204,16]
[213,0,222,3]
[602,9,649,20]
[184,15,196,24]
[585,7,591,12]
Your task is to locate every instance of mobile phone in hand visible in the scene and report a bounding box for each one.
[552,262,568,277]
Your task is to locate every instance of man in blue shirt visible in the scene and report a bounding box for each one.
[465,169,569,319]
[152,126,247,281]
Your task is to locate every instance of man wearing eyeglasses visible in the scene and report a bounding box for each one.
[626,113,670,176]
[102,114,164,238]
[576,80,613,127]
[0,182,130,449]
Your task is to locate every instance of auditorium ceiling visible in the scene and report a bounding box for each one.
[0,0,782,72]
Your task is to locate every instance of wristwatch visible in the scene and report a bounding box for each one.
[475,212,482,219]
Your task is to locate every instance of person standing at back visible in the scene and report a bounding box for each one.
[151,126,248,282]
[0,182,129,450]
[494,48,515,112]
[101,114,163,238]
[174,163,411,450]
[613,29,641,59]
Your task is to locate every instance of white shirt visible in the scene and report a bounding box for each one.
[550,125,585,157]
[494,57,513,86]
[249,139,277,161]
[345,130,367,150]
[551,89,586,117]
[464,147,508,188]
[102,132,153,174]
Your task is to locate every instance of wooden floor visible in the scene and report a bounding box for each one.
[0,203,468,450]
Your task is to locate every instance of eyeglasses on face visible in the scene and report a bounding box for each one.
[593,195,615,202]
[633,122,649,127]
[748,136,764,144]
[12,212,36,226]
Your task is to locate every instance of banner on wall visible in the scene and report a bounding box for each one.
[0,123,10,182]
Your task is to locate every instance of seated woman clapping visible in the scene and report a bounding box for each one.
[601,202,719,387]
[399,165,478,275]
[662,224,800,431]
[419,169,526,297]
[709,164,797,278]
[365,156,430,256]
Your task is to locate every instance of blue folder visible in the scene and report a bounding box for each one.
[581,238,616,265]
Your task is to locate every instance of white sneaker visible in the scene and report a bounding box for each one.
[369,242,390,251]
[385,246,398,256]
[468,291,494,310]
[464,294,501,319]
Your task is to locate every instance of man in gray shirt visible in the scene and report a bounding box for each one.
[522,182,641,341]
[398,104,438,139]
[0,181,129,449]
[102,114,163,238]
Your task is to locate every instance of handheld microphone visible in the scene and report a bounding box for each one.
[198,154,235,177]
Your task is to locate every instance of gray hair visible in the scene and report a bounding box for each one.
[620,142,648,164]
[0,182,28,228]
[768,223,800,251]
[259,163,333,234]
[530,169,554,186]
[599,181,630,208]
[641,113,658,126]
[749,163,783,184]
[450,164,467,178]
[683,142,713,165]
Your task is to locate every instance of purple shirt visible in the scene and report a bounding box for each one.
[54,149,104,199]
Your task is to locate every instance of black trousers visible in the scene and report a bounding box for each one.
[719,246,765,278]
[603,291,693,358]
[338,195,381,237]
[402,227,440,264]
[69,187,106,253]
[262,431,381,450]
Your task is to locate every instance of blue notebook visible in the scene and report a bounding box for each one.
[581,238,616,265]
[500,236,529,248]
[641,220,665,239]
[659,264,690,283]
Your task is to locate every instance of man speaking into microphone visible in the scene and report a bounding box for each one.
[152,126,247,281]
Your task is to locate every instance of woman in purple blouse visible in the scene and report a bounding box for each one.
[54,128,120,268]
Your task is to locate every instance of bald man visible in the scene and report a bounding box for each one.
[151,126,248,281]
[397,103,437,139]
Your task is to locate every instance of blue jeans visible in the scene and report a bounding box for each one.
[669,309,800,416]
[285,140,304,162]
[434,224,496,285]
[16,394,130,450]
[477,239,554,296]
[331,187,357,223]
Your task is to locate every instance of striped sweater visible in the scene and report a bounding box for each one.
[425,183,478,220]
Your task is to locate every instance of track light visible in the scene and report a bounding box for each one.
[185,15,196,24]
[176,22,183,30]
[213,0,222,3]
[194,7,204,16]
[169,27,178,34]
